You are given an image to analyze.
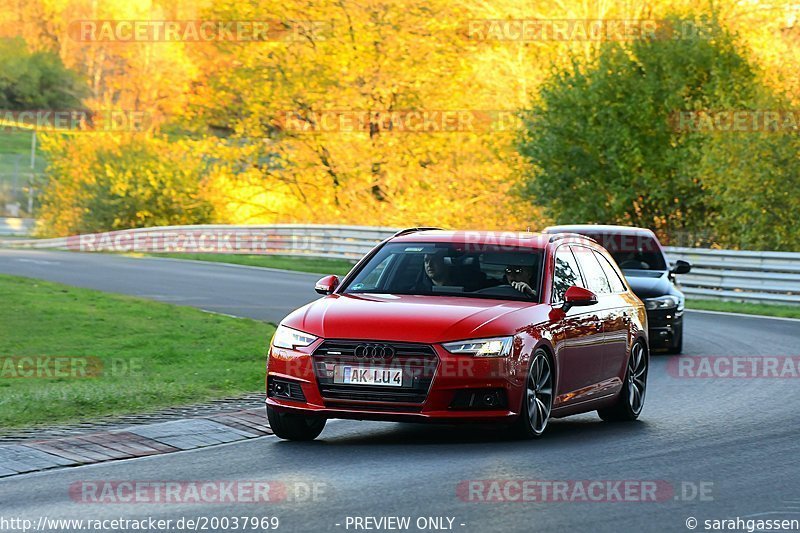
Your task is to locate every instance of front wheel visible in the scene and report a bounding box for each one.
[513,349,554,439]
[267,405,326,441]
[598,341,648,422]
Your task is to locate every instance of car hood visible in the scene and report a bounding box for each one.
[623,271,676,299]
[281,293,541,344]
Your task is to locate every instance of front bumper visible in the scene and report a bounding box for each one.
[266,339,525,422]
[646,307,683,349]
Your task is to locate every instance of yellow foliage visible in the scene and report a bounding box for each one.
[6,0,799,233]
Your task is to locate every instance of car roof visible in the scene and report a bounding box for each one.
[543,224,658,237]
[390,229,594,249]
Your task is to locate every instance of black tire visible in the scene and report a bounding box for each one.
[512,348,554,439]
[598,341,648,422]
[267,405,326,441]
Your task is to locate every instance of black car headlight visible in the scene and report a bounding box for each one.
[644,295,683,312]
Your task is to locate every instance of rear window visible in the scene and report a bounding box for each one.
[578,233,667,271]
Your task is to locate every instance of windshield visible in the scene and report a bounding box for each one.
[576,233,668,272]
[343,242,543,302]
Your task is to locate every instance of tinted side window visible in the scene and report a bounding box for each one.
[573,246,611,294]
[552,247,583,303]
[594,251,627,293]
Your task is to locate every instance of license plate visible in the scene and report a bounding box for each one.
[334,366,403,387]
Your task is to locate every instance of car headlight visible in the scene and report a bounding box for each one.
[442,336,514,358]
[644,295,683,311]
[272,325,318,350]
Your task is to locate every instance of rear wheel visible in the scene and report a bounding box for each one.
[267,405,326,441]
[513,349,554,439]
[598,341,648,422]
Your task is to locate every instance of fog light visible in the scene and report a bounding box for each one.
[449,388,507,410]
[268,377,306,401]
[482,393,498,407]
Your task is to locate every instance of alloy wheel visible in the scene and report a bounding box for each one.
[627,342,647,415]
[526,351,553,435]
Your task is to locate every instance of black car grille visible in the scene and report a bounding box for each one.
[646,307,681,328]
[312,340,438,405]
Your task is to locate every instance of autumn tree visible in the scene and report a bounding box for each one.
[37,134,213,234]
[516,15,775,246]
[0,37,87,109]
[181,0,531,229]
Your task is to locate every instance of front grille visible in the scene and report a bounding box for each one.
[313,340,438,405]
[646,308,680,328]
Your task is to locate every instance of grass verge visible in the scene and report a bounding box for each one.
[686,298,800,319]
[0,274,273,428]
[141,253,355,276]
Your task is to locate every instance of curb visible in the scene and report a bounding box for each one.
[0,408,270,478]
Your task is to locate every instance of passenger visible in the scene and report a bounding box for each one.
[423,249,456,287]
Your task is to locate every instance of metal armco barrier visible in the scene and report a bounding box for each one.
[663,247,800,305]
[1,224,798,305]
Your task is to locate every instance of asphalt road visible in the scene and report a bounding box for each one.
[0,249,320,323]
[1,249,799,533]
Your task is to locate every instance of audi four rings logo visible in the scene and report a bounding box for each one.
[354,344,396,359]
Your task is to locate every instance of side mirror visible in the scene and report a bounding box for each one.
[671,260,691,275]
[562,286,598,312]
[314,275,340,295]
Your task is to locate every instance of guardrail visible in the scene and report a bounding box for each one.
[664,247,800,305]
[0,224,398,260]
[1,224,798,305]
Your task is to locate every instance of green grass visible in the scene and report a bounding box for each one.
[687,298,800,319]
[0,274,274,428]
[0,131,46,175]
[0,131,46,217]
[143,253,356,276]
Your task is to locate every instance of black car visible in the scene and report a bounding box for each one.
[543,225,691,353]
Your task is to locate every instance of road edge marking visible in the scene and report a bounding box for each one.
[686,308,800,323]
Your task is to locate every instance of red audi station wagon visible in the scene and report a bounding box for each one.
[266,229,648,440]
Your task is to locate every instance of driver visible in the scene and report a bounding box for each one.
[505,265,537,298]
